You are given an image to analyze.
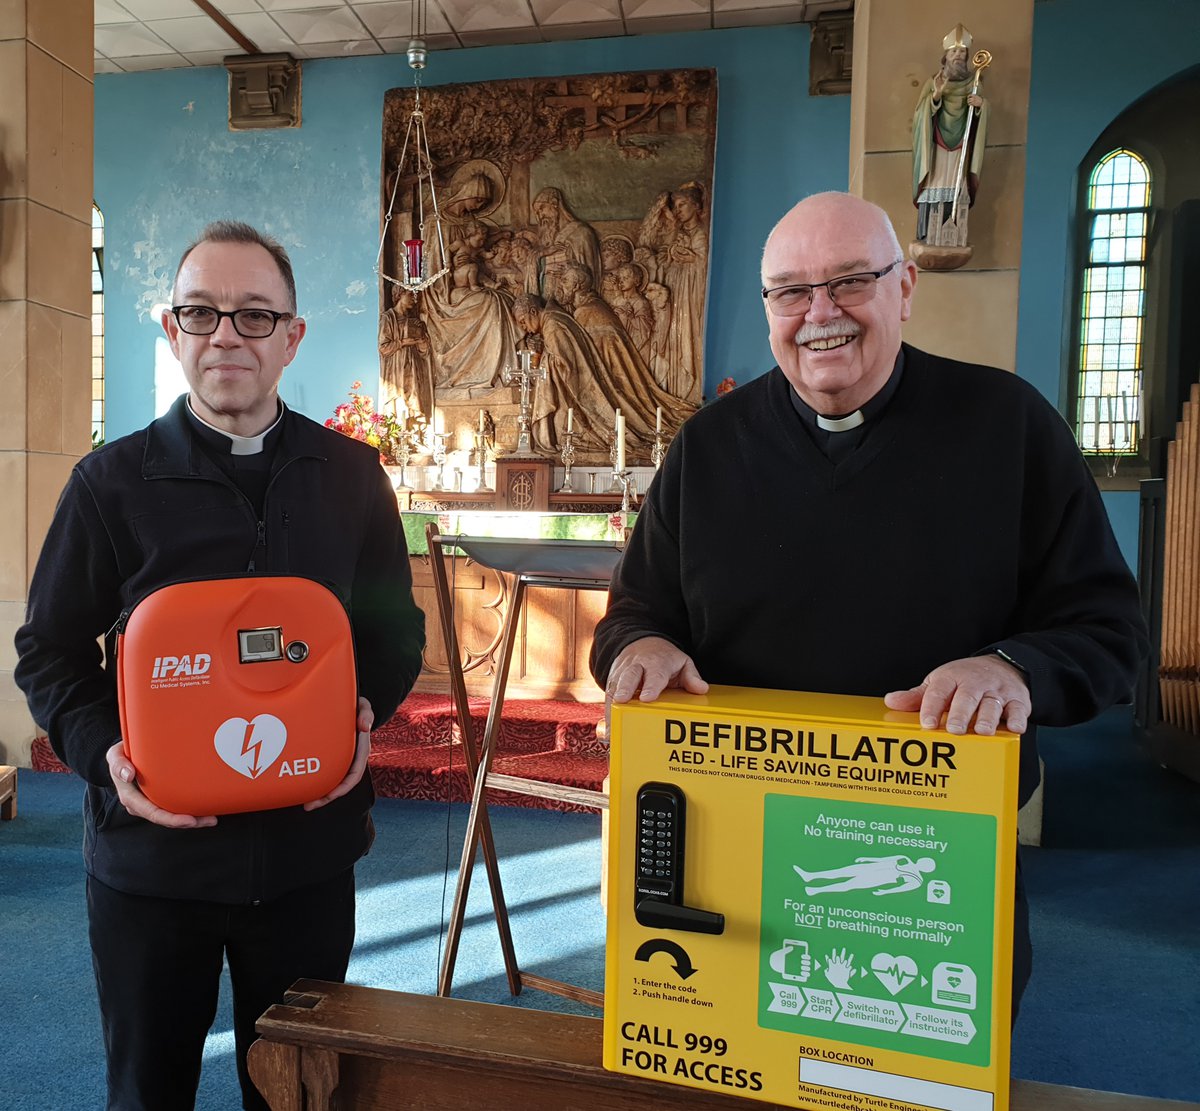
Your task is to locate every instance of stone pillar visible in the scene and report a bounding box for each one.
[849,0,1033,369]
[0,0,93,765]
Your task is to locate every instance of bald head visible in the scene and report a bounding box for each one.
[760,192,916,415]
[762,193,902,287]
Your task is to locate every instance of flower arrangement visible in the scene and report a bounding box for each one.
[716,376,737,397]
[325,381,405,464]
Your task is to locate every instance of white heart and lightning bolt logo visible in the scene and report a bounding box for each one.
[213,715,287,779]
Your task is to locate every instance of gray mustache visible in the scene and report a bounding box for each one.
[794,322,862,345]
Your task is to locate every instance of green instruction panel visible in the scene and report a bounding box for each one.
[758,795,996,1067]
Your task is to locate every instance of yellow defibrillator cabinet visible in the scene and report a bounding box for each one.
[604,686,1019,1111]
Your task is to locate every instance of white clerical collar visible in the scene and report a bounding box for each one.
[186,398,283,455]
[815,410,865,432]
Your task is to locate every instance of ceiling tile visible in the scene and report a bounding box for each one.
[95,23,175,56]
[295,38,385,56]
[211,0,266,13]
[354,1,452,38]
[713,0,798,9]
[225,11,299,50]
[272,6,371,43]
[540,19,626,38]
[457,26,543,46]
[183,50,237,66]
[94,0,135,25]
[145,16,240,52]
[110,52,190,71]
[798,0,853,16]
[88,0,849,73]
[623,12,710,32]
[531,0,622,24]
[713,6,801,26]
[352,1,413,38]
[117,0,199,16]
[258,0,348,9]
[437,0,535,33]
[622,0,707,17]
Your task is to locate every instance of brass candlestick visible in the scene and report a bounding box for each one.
[608,430,623,492]
[430,432,447,491]
[558,431,577,492]
[474,431,492,492]
[615,470,636,512]
[651,431,666,470]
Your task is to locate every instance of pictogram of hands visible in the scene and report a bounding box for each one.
[824,948,857,990]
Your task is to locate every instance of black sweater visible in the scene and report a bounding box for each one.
[15,397,426,903]
[591,346,1147,803]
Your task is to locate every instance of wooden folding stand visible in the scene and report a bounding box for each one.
[425,523,621,1007]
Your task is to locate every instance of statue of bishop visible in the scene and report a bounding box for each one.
[911,24,990,269]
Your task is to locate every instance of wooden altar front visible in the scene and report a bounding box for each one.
[248,982,1200,1111]
[409,548,609,701]
[403,510,629,701]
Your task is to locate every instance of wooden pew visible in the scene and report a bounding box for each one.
[248,981,1200,1111]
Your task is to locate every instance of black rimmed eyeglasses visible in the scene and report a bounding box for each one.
[170,305,294,338]
[761,260,903,317]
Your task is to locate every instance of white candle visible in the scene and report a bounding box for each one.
[615,413,626,472]
[656,406,662,434]
[567,407,574,434]
[478,409,485,434]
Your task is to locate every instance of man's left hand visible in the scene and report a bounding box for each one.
[304,697,374,811]
[884,656,1029,735]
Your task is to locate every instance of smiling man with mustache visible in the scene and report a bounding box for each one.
[591,190,1147,1022]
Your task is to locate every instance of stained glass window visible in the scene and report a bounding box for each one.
[1075,150,1150,454]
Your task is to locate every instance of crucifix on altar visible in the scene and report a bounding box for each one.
[500,350,546,456]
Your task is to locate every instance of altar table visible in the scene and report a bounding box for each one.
[403,510,629,700]
[248,981,1200,1111]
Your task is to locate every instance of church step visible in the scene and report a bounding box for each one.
[370,749,608,814]
[375,692,606,757]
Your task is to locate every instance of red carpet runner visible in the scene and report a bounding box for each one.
[31,692,608,814]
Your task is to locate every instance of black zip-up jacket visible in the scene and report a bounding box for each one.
[15,396,426,903]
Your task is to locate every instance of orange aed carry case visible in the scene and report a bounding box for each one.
[116,575,357,815]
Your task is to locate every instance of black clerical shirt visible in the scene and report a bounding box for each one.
[787,348,905,463]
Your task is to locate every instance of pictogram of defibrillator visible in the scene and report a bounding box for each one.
[116,575,358,815]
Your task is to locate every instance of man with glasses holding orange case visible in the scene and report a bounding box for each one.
[16,221,425,1110]
[591,191,1146,1019]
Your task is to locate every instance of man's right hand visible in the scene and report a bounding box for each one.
[106,741,218,829]
[605,636,709,704]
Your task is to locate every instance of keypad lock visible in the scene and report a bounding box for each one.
[634,782,724,934]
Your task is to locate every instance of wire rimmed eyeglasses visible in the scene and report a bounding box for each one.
[170,305,294,338]
[761,260,903,317]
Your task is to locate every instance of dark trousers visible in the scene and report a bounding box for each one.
[87,869,356,1111]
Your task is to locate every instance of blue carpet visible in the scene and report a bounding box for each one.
[2,708,1197,1109]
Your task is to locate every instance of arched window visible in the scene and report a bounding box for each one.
[1075,149,1151,456]
[92,203,105,447]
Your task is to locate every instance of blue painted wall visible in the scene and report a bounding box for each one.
[95,26,849,439]
[1017,0,1200,567]
[97,6,1200,568]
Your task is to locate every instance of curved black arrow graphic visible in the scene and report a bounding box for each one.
[635,938,698,980]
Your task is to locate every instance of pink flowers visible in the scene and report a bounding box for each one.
[716,376,736,397]
[325,381,403,463]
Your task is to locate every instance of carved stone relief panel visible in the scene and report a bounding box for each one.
[380,68,717,465]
